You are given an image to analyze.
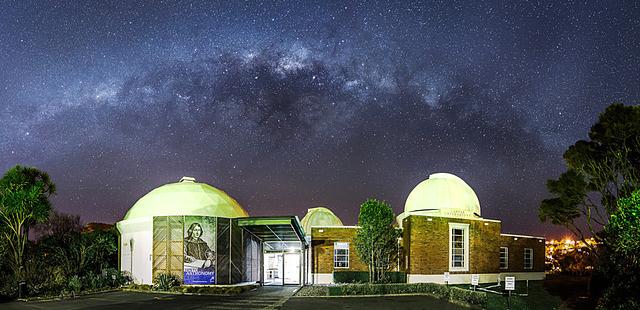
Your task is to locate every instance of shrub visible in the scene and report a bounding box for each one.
[331,283,452,299]
[68,275,82,293]
[0,273,18,298]
[170,284,257,295]
[125,283,153,291]
[334,271,406,284]
[82,272,108,291]
[103,268,132,287]
[153,273,181,291]
[449,287,487,306]
[416,283,450,299]
[325,282,486,306]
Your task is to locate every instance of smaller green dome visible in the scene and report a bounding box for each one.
[300,207,343,233]
[123,177,248,220]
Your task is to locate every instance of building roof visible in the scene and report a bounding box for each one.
[122,177,248,221]
[236,216,307,250]
[300,207,343,233]
[398,173,481,223]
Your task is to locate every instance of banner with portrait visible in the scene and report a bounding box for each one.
[183,216,217,284]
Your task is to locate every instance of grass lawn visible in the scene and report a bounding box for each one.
[296,275,592,309]
[456,275,591,310]
[482,280,563,310]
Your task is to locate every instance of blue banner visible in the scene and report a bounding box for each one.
[184,270,216,285]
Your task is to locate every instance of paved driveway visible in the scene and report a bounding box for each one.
[1,288,465,309]
[1,286,298,310]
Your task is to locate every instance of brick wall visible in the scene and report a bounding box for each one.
[499,235,545,273]
[310,227,368,273]
[310,218,545,277]
[403,215,502,275]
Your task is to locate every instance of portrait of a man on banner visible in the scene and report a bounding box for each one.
[183,216,216,284]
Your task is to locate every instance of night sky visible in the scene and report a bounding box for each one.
[1,1,639,239]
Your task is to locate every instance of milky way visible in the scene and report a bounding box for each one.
[1,1,639,238]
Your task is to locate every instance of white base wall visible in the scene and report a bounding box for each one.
[117,217,153,285]
[497,272,546,281]
[408,272,545,284]
[312,273,333,284]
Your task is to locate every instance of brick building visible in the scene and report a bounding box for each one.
[306,173,545,284]
[118,174,544,286]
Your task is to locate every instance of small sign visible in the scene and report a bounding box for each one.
[505,276,515,291]
[471,274,479,286]
[443,272,450,283]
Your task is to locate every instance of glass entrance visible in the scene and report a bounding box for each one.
[284,253,300,285]
[264,253,283,285]
[263,251,301,285]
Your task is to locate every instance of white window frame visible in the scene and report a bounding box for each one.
[448,223,470,272]
[524,248,533,270]
[500,247,509,269]
[334,242,349,269]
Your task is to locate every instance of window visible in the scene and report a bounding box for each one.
[524,248,533,269]
[334,242,349,268]
[449,223,469,271]
[500,247,508,269]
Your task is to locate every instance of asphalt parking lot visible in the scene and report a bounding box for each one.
[1,286,294,310]
[1,287,465,310]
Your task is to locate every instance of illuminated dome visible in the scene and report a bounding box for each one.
[397,173,481,224]
[123,176,248,220]
[300,207,344,233]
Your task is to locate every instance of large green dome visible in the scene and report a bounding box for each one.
[397,173,481,224]
[123,177,248,220]
[300,207,343,233]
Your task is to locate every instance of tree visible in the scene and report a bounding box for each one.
[540,103,640,250]
[0,165,56,292]
[596,189,640,309]
[33,211,82,240]
[539,103,640,306]
[354,198,401,283]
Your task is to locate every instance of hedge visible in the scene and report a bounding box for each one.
[327,283,487,306]
[449,286,488,306]
[124,283,258,295]
[333,271,406,284]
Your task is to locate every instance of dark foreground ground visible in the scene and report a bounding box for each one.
[543,274,592,310]
[1,275,592,310]
[1,286,295,310]
[1,288,463,310]
[283,296,465,310]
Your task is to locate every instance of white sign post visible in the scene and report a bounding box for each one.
[505,276,515,310]
[443,272,450,285]
[471,274,479,291]
[505,277,515,290]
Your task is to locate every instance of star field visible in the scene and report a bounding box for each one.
[1,1,639,238]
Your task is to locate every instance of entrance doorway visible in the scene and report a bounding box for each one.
[263,251,301,285]
[264,253,283,285]
[284,253,300,285]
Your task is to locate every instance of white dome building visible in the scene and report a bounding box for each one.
[116,177,249,284]
[397,173,481,225]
